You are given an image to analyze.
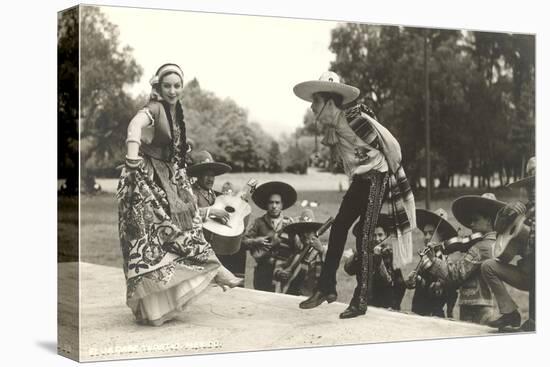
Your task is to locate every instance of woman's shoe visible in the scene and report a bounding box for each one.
[214,266,244,291]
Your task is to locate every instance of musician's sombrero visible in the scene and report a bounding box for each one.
[252,181,297,210]
[416,208,458,239]
[452,193,506,229]
[187,150,231,177]
[282,209,323,234]
[351,213,392,237]
[293,71,360,105]
[507,157,535,189]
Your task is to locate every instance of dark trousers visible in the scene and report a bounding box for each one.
[318,172,387,310]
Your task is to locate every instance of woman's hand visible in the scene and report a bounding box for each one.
[122,157,143,177]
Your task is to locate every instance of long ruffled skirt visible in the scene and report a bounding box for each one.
[117,157,220,326]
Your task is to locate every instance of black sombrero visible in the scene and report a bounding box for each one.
[252,181,297,210]
[282,209,323,234]
[451,193,506,229]
[416,208,458,240]
[187,150,231,177]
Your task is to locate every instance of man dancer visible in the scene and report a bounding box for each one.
[294,71,416,318]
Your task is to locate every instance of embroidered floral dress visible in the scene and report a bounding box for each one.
[117,100,220,326]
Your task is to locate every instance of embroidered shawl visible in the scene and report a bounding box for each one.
[345,104,417,268]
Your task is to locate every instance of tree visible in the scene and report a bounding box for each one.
[182,79,276,172]
[58,7,79,187]
[80,6,143,179]
[267,141,282,173]
[326,24,534,188]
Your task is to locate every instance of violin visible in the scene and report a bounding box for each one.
[432,232,485,255]
[407,232,485,287]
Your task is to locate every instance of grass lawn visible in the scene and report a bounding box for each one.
[62,179,529,322]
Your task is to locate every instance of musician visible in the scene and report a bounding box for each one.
[274,209,328,296]
[482,157,535,331]
[423,193,505,325]
[188,150,232,223]
[344,215,406,310]
[188,150,246,279]
[242,181,297,292]
[294,72,416,319]
[407,208,459,318]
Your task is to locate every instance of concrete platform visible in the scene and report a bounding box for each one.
[58,262,496,362]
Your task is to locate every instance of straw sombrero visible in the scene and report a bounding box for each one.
[508,157,535,189]
[451,193,506,229]
[293,71,360,105]
[282,209,323,234]
[351,213,392,238]
[187,151,231,177]
[252,181,297,210]
[416,208,458,240]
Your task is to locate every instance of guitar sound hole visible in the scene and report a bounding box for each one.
[225,206,235,213]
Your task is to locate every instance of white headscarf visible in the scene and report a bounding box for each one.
[149,63,184,101]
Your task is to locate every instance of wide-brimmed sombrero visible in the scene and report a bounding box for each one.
[293,71,360,105]
[282,209,323,234]
[351,213,392,238]
[507,157,535,189]
[416,208,458,240]
[187,150,231,177]
[452,193,506,229]
[252,181,297,210]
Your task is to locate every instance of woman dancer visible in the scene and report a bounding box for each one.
[117,63,242,326]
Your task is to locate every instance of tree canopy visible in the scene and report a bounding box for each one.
[299,24,535,188]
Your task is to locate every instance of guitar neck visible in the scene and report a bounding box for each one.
[238,178,258,202]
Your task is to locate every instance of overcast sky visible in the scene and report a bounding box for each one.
[101,6,338,139]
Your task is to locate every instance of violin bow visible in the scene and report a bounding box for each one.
[428,213,445,244]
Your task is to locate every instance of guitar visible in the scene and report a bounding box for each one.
[494,213,530,263]
[274,217,334,294]
[202,179,257,255]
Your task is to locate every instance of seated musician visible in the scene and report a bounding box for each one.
[422,193,505,325]
[273,209,328,296]
[344,215,405,310]
[481,157,535,331]
[188,150,232,223]
[406,208,458,318]
[188,150,245,279]
[242,181,297,292]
